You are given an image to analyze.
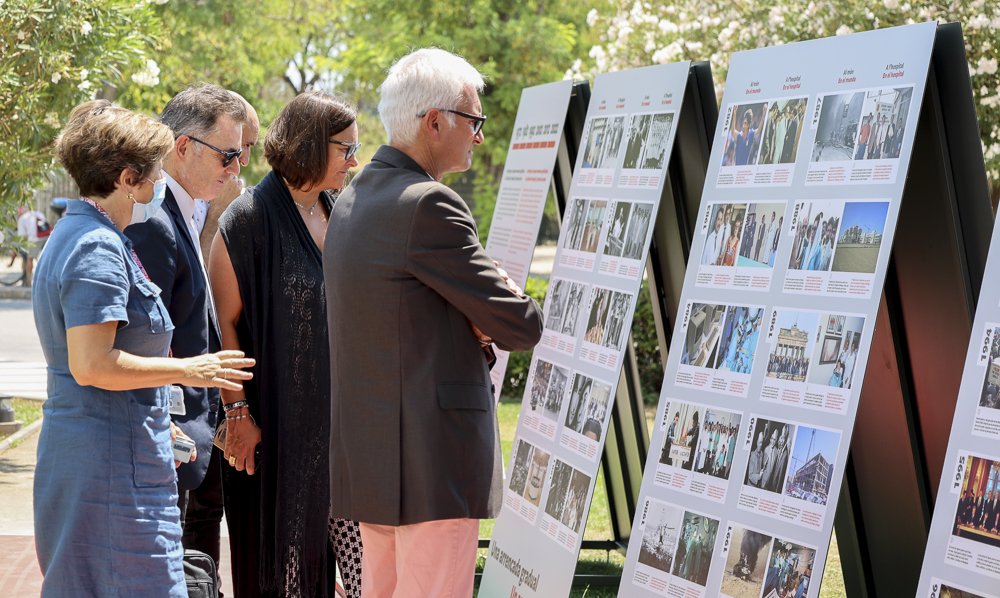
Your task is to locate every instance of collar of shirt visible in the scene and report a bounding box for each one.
[163,170,198,231]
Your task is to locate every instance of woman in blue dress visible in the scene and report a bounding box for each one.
[33,100,254,597]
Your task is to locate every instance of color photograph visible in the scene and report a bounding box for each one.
[831,201,889,274]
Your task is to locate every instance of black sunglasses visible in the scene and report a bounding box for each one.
[329,139,361,161]
[186,135,242,167]
[417,108,487,135]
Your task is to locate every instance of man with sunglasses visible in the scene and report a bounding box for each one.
[126,83,247,585]
[324,48,543,597]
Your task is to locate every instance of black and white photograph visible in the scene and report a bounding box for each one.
[601,291,631,351]
[760,537,816,598]
[543,277,586,337]
[702,203,748,267]
[737,202,785,268]
[563,373,613,442]
[979,325,1000,411]
[784,426,841,506]
[692,407,743,481]
[787,201,841,272]
[681,302,726,369]
[508,439,533,496]
[671,511,720,587]
[744,418,795,495]
[720,102,769,167]
[581,115,626,169]
[636,499,683,575]
[543,459,592,534]
[621,202,654,260]
[583,288,611,345]
[715,305,763,374]
[658,401,703,471]
[622,112,675,170]
[806,313,864,390]
[720,526,774,598]
[523,444,551,507]
[758,98,807,165]
[526,359,570,422]
[602,201,632,258]
[561,197,588,250]
[951,455,1000,549]
[766,310,820,383]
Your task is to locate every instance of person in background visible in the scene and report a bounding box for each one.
[33,99,253,597]
[210,90,363,597]
[16,205,48,286]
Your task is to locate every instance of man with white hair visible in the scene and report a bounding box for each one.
[324,48,543,596]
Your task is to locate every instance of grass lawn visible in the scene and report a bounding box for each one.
[476,399,846,597]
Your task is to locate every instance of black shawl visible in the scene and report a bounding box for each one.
[219,170,335,596]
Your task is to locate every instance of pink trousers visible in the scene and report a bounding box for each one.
[359,518,479,598]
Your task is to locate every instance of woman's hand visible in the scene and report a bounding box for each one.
[181,350,255,391]
[224,409,261,475]
[170,421,197,469]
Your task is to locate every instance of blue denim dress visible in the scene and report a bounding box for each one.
[32,200,184,597]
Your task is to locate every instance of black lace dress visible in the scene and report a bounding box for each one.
[219,171,362,597]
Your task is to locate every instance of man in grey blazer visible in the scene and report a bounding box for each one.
[324,48,544,597]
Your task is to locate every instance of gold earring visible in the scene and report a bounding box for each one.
[128,191,134,202]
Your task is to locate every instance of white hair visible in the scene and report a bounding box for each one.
[378,48,485,145]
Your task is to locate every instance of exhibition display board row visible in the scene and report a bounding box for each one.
[480,61,694,597]
[618,23,938,598]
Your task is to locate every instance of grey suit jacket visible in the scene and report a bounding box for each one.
[324,145,543,525]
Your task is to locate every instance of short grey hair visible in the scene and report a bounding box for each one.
[160,83,247,139]
[378,48,485,145]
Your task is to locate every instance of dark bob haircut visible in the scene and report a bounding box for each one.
[264,91,356,190]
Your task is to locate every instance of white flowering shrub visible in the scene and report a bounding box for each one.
[572,1,1000,185]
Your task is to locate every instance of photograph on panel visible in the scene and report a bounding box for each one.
[702,203,748,267]
[508,439,551,508]
[578,199,608,253]
[760,536,816,598]
[692,407,743,480]
[978,325,1000,411]
[720,101,769,167]
[784,425,841,506]
[562,373,613,442]
[508,438,532,496]
[932,581,996,598]
[622,111,675,171]
[787,200,842,272]
[600,291,631,351]
[603,200,632,258]
[658,401,703,471]
[715,305,764,374]
[744,418,795,495]
[811,86,913,163]
[758,98,808,165]
[636,498,684,576]
[766,310,821,383]
[720,525,775,598]
[583,288,613,345]
[680,302,727,368]
[671,510,720,587]
[621,202,655,261]
[738,202,786,268]
[952,454,1000,547]
[581,115,626,170]
[542,277,587,337]
[806,313,864,390]
[526,358,570,423]
[831,201,890,274]
[543,459,592,533]
[562,197,588,250]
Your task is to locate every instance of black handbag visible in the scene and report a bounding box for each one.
[183,549,219,598]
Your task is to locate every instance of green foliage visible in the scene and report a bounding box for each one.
[0,0,160,228]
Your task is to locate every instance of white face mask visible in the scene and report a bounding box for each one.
[129,178,167,226]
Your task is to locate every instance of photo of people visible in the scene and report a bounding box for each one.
[543,459,592,533]
[952,455,1000,548]
[784,426,840,506]
[601,291,631,351]
[623,112,675,170]
[637,499,683,574]
[658,401,702,471]
[737,203,785,268]
[702,203,748,267]
[671,511,719,586]
[563,373,612,442]
[744,418,795,495]
[526,359,569,422]
[787,201,841,272]
[579,199,608,253]
[806,314,864,390]
[758,98,807,165]
[693,408,743,480]
[581,115,626,169]
[621,202,654,260]
[543,278,586,337]
[766,310,821,383]
[831,201,889,274]
[509,439,550,508]
[715,305,763,374]
[562,197,588,250]
[720,526,774,598]
[721,102,769,167]
[681,302,725,368]
[937,584,992,598]
[760,537,816,598]
[979,325,1000,410]
[508,439,532,496]
[584,288,611,345]
[603,201,631,257]
[811,87,913,162]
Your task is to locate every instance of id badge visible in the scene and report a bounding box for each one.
[168,386,186,416]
